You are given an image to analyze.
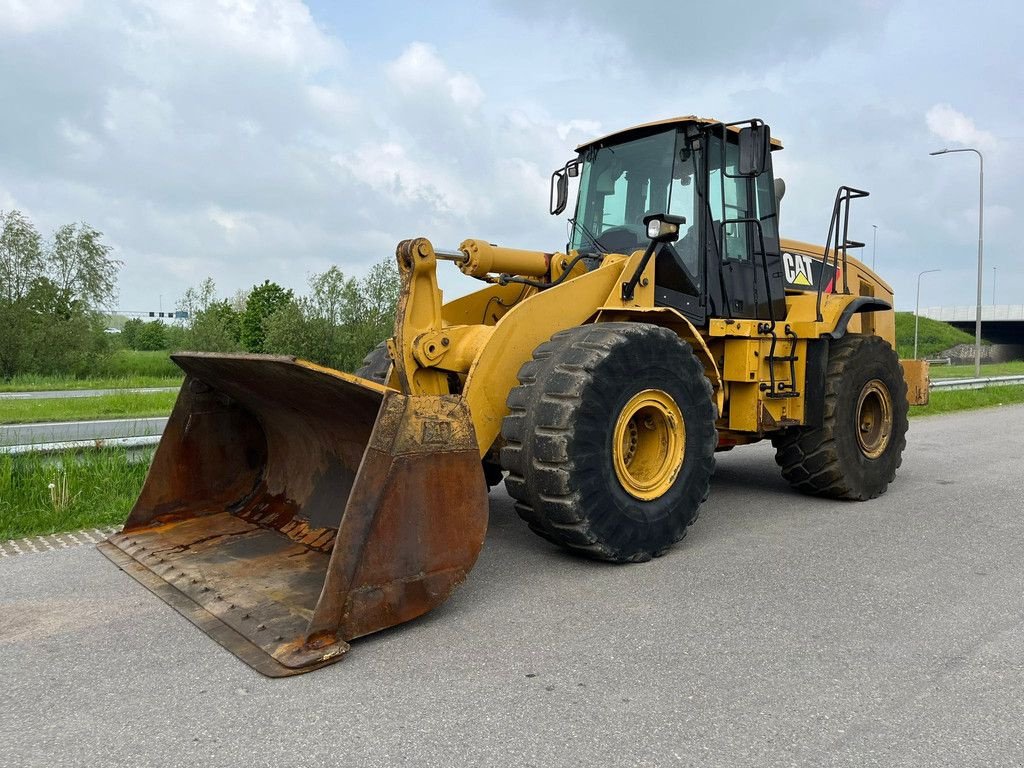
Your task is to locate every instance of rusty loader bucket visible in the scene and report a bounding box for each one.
[98,353,488,676]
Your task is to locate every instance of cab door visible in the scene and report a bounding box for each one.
[706,134,786,321]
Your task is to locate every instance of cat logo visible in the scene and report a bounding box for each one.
[783,252,816,287]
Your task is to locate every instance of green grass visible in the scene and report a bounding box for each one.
[0,350,183,392]
[0,449,151,539]
[926,361,1024,379]
[894,311,981,359]
[0,391,178,424]
[97,349,181,378]
[912,384,1024,418]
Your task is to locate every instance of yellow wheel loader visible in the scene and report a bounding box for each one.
[99,116,929,676]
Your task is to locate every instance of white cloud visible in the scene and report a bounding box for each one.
[925,103,997,152]
[58,120,102,163]
[556,119,602,142]
[0,0,81,34]
[331,142,472,215]
[0,185,19,211]
[102,88,176,143]
[386,42,483,109]
[448,73,484,109]
[135,0,339,71]
[305,84,357,123]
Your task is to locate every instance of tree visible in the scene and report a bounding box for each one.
[241,280,293,353]
[0,210,42,305]
[48,223,119,312]
[121,318,144,349]
[262,259,399,372]
[135,320,168,351]
[351,259,400,358]
[176,279,243,353]
[0,210,120,379]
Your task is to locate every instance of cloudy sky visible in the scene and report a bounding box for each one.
[1,0,1020,312]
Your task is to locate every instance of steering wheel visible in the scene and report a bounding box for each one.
[594,224,647,253]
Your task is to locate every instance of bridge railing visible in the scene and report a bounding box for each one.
[920,305,1024,322]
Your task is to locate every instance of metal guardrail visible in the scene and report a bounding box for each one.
[1,435,161,455]
[0,417,168,455]
[930,374,1024,392]
[4,376,1024,454]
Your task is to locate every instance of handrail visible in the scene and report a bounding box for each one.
[815,186,869,321]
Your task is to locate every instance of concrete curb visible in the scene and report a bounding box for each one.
[0,526,119,557]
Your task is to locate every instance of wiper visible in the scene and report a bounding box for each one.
[568,217,608,255]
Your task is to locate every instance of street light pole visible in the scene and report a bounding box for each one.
[930,147,984,376]
[992,265,997,305]
[872,224,877,271]
[915,269,941,360]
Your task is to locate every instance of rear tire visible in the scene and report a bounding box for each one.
[772,334,908,500]
[355,341,392,384]
[501,323,717,563]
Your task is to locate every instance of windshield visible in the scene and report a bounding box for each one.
[570,128,695,256]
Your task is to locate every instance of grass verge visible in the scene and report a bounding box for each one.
[894,312,981,359]
[0,350,183,392]
[0,449,150,539]
[95,349,181,378]
[912,384,1024,418]
[927,361,1024,379]
[0,391,178,424]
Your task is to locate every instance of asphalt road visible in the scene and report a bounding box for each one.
[2,406,1024,767]
[0,417,167,447]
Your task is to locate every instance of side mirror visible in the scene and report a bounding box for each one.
[550,169,568,215]
[738,124,771,176]
[549,159,581,215]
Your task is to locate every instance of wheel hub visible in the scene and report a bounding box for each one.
[855,379,893,459]
[612,389,685,500]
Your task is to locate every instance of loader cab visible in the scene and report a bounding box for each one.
[563,118,788,325]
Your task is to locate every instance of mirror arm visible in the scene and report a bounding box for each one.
[621,240,661,301]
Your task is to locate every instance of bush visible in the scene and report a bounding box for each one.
[175,279,244,353]
[121,318,168,351]
[176,260,398,370]
[263,262,398,371]
[241,281,293,353]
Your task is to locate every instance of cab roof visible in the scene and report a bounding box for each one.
[575,115,784,152]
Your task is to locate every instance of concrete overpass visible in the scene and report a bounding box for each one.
[920,305,1024,345]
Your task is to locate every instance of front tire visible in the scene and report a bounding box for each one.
[501,323,717,563]
[772,334,909,500]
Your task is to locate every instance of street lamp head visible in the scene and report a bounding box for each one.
[929,149,949,156]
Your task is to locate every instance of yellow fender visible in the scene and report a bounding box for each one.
[592,306,724,416]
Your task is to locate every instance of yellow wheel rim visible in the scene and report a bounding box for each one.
[856,379,893,459]
[612,389,686,501]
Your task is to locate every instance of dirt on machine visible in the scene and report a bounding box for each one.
[99,116,930,675]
